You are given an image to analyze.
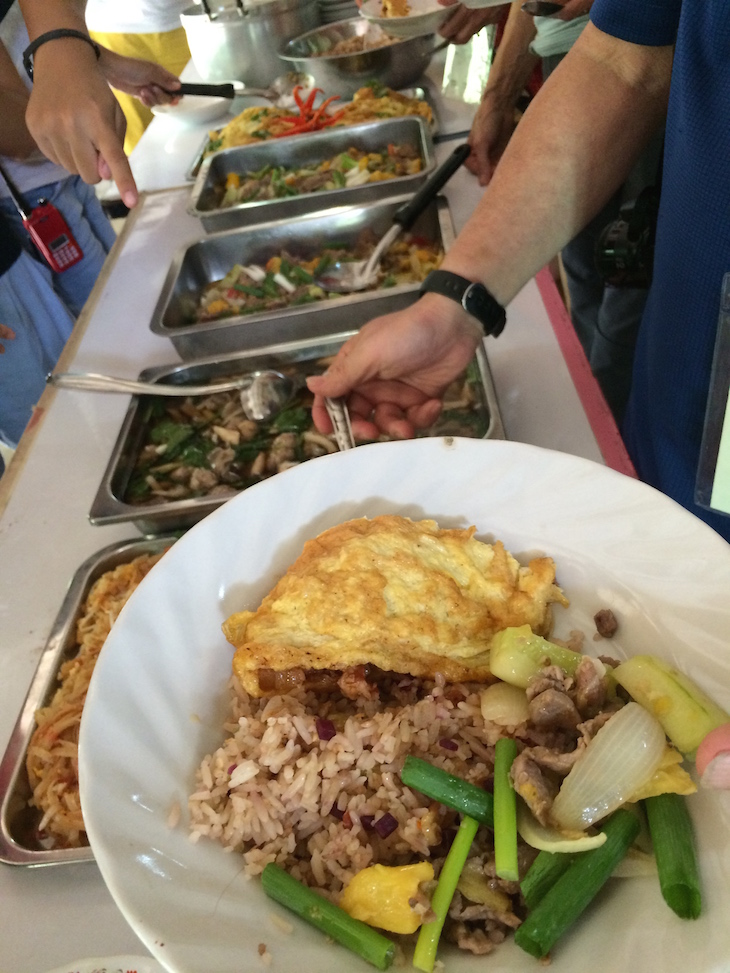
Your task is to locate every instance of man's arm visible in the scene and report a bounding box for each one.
[466,1,539,184]
[445,21,672,303]
[308,23,673,439]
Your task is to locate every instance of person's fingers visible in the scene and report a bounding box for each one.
[467,129,492,186]
[407,398,443,429]
[371,402,415,440]
[97,155,112,180]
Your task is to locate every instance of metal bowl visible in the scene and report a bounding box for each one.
[278,18,442,98]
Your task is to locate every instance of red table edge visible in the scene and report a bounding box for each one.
[535,267,637,478]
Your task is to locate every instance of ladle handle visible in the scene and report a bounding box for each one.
[47,372,245,397]
[176,82,237,98]
[393,142,472,232]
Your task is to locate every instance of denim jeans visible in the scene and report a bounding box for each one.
[0,174,116,318]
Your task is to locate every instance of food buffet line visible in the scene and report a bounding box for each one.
[0,30,633,973]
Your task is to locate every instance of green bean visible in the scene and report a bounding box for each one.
[644,793,701,919]
[412,815,479,973]
[493,738,519,881]
[261,863,395,970]
[400,755,494,827]
[520,849,576,909]
[514,808,640,959]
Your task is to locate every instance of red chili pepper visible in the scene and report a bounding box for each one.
[303,86,322,114]
[309,94,341,127]
[292,85,305,113]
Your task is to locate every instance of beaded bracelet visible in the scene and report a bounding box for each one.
[23,29,101,81]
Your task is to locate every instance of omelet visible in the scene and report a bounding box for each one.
[223,516,568,698]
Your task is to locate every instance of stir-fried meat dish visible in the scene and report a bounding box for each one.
[123,359,490,507]
[191,231,443,324]
[215,143,422,209]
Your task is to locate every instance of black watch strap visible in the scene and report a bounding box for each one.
[419,270,506,337]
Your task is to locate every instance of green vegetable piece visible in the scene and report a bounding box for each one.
[338,152,358,171]
[149,419,194,454]
[644,793,701,919]
[514,809,640,959]
[614,655,729,754]
[233,283,265,298]
[494,738,519,881]
[413,815,479,973]
[261,863,395,970]
[400,755,494,827]
[332,169,346,187]
[520,850,577,910]
[262,273,279,298]
[313,253,332,276]
[489,625,585,689]
[291,264,314,285]
[271,406,309,432]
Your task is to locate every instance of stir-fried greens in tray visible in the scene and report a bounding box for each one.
[190,232,443,324]
[215,143,423,209]
[187,515,727,968]
[124,363,490,506]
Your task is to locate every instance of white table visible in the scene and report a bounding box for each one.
[0,54,631,973]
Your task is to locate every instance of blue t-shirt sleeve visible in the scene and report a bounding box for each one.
[590,0,682,46]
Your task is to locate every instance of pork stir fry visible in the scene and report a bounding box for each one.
[192,231,443,324]
[215,143,423,209]
[123,360,490,506]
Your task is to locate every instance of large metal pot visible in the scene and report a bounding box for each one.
[278,18,444,99]
[180,0,320,87]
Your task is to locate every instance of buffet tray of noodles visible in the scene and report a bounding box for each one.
[88,334,504,535]
[188,116,435,233]
[0,536,175,865]
[150,193,454,359]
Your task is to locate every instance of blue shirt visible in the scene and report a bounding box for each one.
[591,0,730,542]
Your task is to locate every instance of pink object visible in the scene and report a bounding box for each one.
[696,723,730,789]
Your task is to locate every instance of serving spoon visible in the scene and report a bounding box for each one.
[48,369,296,422]
[316,142,472,294]
[169,72,315,109]
[49,370,357,445]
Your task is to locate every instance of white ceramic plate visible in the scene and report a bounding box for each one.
[43,957,165,973]
[79,438,730,973]
[359,0,453,38]
[151,96,231,125]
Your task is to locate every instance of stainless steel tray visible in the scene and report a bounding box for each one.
[150,193,455,359]
[184,86,438,181]
[188,117,435,233]
[0,536,176,866]
[89,335,504,535]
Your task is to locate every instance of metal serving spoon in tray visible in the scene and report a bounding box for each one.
[48,369,297,423]
[49,370,357,447]
[316,142,472,294]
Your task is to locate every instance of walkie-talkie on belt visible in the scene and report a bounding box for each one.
[0,163,83,273]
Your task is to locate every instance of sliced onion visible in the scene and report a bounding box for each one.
[551,702,666,831]
[480,682,529,727]
[517,799,606,853]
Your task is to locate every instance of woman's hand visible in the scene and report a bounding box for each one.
[98,47,182,107]
[307,294,483,441]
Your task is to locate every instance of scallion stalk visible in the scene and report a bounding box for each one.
[400,755,494,827]
[494,737,519,881]
[261,863,395,970]
[520,849,576,909]
[643,793,701,919]
[514,808,640,959]
[412,815,479,973]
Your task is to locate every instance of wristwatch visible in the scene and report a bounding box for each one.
[419,270,506,337]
